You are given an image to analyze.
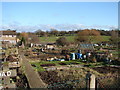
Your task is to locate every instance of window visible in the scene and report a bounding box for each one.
[6,35,8,37]
[9,35,12,37]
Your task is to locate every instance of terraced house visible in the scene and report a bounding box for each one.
[0,30,17,44]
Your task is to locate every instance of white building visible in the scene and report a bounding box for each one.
[0,30,17,44]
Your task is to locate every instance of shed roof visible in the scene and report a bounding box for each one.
[79,43,94,50]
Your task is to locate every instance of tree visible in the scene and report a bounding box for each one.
[35,29,46,37]
[50,29,59,36]
[28,33,40,44]
[20,32,40,46]
[20,32,29,45]
[75,29,101,43]
[56,37,69,46]
[59,31,66,36]
[68,30,75,36]
[99,30,111,36]
[109,30,119,45]
[21,37,26,45]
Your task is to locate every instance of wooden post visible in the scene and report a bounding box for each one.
[86,71,96,90]
[15,47,18,55]
[86,71,91,90]
[90,74,96,90]
[22,42,25,48]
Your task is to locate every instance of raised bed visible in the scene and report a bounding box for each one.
[59,63,67,65]
[40,64,56,67]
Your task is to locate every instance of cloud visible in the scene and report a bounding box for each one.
[89,25,118,30]
[0,23,118,32]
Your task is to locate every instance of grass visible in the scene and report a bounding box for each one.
[30,60,85,71]
[39,35,75,43]
[30,60,107,72]
[39,35,110,43]
[31,60,85,66]
[2,61,9,65]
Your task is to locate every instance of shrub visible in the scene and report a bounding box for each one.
[56,37,69,46]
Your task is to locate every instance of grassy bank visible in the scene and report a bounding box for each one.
[39,35,110,43]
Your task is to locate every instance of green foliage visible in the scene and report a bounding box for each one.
[21,37,26,45]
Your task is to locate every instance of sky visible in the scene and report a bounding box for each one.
[1,2,118,32]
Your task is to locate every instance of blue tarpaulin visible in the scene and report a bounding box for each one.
[75,53,82,59]
[77,53,82,59]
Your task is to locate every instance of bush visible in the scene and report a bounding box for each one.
[56,37,69,46]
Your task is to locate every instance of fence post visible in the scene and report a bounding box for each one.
[86,71,91,90]
[86,71,96,90]
[90,74,96,90]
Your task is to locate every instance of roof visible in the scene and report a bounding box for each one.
[47,43,56,45]
[79,43,94,50]
[1,30,16,35]
[6,55,18,62]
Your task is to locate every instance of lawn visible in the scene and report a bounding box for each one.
[39,35,110,43]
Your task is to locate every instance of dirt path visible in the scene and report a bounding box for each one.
[19,52,47,88]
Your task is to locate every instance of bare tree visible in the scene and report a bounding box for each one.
[35,29,47,37]
[56,37,69,46]
[50,29,59,36]
[28,33,40,44]
[109,30,119,45]
[75,29,101,43]
[20,32,29,45]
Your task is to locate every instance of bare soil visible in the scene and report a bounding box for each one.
[91,66,120,74]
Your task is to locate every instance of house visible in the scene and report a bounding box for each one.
[0,30,17,44]
[8,61,20,69]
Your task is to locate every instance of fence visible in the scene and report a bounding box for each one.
[47,71,95,89]
[47,71,120,89]
[96,74,120,89]
[47,78,86,89]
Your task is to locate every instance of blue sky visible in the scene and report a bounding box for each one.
[2,2,118,32]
